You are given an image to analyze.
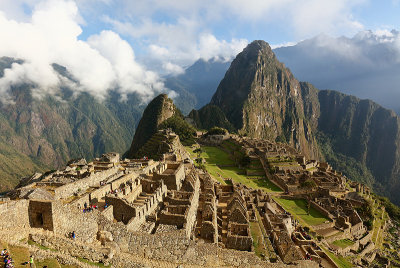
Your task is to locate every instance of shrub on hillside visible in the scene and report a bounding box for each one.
[205,127,228,136]
[159,114,197,145]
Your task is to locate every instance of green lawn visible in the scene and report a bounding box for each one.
[332,239,355,248]
[274,198,330,226]
[250,221,266,258]
[323,246,353,268]
[185,146,282,192]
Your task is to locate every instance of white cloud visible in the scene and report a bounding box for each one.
[100,0,367,74]
[0,0,168,103]
[107,16,248,73]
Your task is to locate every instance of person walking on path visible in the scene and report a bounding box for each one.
[29,255,34,268]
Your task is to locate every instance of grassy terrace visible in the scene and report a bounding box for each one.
[274,198,330,226]
[332,239,355,248]
[322,246,353,268]
[185,145,282,192]
[250,221,267,258]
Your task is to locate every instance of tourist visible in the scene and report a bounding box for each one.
[0,249,6,257]
[72,231,76,240]
[29,255,34,268]
[84,202,87,209]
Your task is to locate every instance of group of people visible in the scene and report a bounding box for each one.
[1,249,34,268]
[1,249,13,268]
[83,202,99,212]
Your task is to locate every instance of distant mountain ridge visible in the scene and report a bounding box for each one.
[190,40,400,206]
[274,30,400,113]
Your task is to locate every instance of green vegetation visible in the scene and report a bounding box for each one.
[332,239,355,248]
[376,195,400,222]
[185,145,282,192]
[0,138,48,191]
[35,258,64,268]
[274,198,329,226]
[188,104,235,132]
[159,113,196,146]
[323,246,353,268]
[300,178,317,189]
[28,240,57,252]
[355,198,374,230]
[250,222,265,258]
[205,127,228,136]
[317,132,375,188]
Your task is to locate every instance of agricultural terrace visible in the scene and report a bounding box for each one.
[274,198,330,226]
[185,145,282,192]
[332,239,355,248]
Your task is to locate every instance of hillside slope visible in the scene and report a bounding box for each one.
[190,40,400,205]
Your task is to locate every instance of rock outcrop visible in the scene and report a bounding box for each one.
[126,94,178,158]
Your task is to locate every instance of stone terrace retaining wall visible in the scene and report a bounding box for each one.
[310,201,334,220]
[29,233,106,263]
[54,167,119,199]
[0,200,29,228]
[52,202,99,243]
[101,205,114,221]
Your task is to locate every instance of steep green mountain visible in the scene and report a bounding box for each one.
[165,58,230,114]
[190,40,400,206]
[126,94,196,158]
[0,83,145,190]
[209,40,320,159]
[188,104,234,132]
[125,94,178,157]
[0,59,152,190]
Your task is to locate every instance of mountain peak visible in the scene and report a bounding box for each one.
[241,40,275,60]
[206,39,319,159]
[126,93,177,158]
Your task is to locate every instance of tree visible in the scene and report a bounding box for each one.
[193,148,203,158]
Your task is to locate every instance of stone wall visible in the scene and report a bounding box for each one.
[153,162,185,190]
[226,234,252,251]
[125,182,168,231]
[71,193,90,209]
[310,201,334,220]
[184,187,200,238]
[54,167,119,199]
[29,233,106,263]
[110,172,137,190]
[105,196,137,224]
[90,184,112,203]
[359,232,372,247]
[159,212,186,227]
[102,205,114,222]
[52,201,99,243]
[0,200,29,231]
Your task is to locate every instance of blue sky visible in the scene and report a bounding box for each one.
[1,0,400,68]
[0,0,399,101]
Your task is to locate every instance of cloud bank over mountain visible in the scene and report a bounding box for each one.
[0,0,169,103]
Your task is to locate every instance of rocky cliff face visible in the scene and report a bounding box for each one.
[316,90,400,203]
[126,94,178,158]
[210,40,320,159]
[191,40,400,205]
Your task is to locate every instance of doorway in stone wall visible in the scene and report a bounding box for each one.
[36,213,44,226]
